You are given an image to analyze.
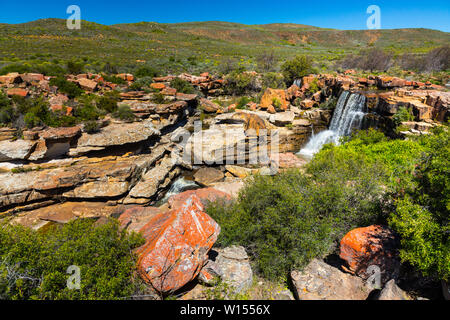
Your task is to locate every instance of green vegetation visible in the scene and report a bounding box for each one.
[207,127,449,283]
[49,76,83,98]
[224,71,259,95]
[170,77,195,94]
[281,55,315,85]
[113,105,135,122]
[0,218,145,300]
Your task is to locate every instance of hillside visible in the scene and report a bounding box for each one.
[0,18,449,74]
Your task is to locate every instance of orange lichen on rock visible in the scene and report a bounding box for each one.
[137,195,220,293]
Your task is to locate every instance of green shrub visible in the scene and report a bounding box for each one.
[389,127,449,281]
[96,96,118,113]
[113,105,135,122]
[281,55,315,85]
[262,72,285,89]
[103,75,126,85]
[224,71,259,95]
[0,218,145,300]
[128,76,153,91]
[152,92,168,104]
[393,106,415,127]
[0,63,32,75]
[0,91,13,125]
[207,151,385,280]
[83,120,101,134]
[49,77,83,99]
[170,78,195,94]
[66,60,84,75]
[272,97,282,111]
[135,66,159,78]
[236,96,251,109]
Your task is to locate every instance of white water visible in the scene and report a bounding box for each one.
[297,91,366,159]
[158,176,199,204]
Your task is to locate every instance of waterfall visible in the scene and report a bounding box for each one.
[297,91,366,159]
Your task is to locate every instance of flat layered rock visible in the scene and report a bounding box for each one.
[69,120,160,156]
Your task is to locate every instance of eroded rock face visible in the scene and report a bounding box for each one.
[118,206,162,233]
[260,88,289,111]
[69,120,160,156]
[340,225,400,286]
[137,195,220,293]
[290,259,371,300]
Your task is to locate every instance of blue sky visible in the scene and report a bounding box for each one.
[1,0,449,31]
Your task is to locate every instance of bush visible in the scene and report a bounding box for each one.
[393,106,415,128]
[424,46,450,72]
[135,66,159,78]
[170,78,195,94]
[207,147,385,280]
[256,52,277,73]
[66,60,84,75]
[224,71,259,95]
[281,55,315,86]
[96,95,118,113]
[128,76,153,91]
[338,49,392,72]
[49,77,83,99]
[152,92,168,104]
[113,105,135,122]
[236,97,251,110]
[262,72,285,89]
[0,91,13,125]
[0,218,145,300]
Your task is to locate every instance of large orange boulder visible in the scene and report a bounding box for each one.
[260,88,289,111]
[137,195,220,293]
[340,225,400,286]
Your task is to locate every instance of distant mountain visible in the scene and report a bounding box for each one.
[0,18,448,73]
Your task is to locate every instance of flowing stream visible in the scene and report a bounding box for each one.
[297,91,366,159]
[157,176,199,205]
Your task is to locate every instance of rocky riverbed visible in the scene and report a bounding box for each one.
[0,70,448,299]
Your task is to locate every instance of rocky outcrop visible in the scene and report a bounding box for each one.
[290,259,371,300]
[194,167,224,187]
[137,195,220,293]
[0,140,36,162]
[340,225,400,287]
[167,188,232,210]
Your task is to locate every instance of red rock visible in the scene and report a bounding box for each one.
[153,76,176,82]
[271,152,307,169]
[137,195,220,293]
[161,87,177,96]
[300,99,316,109]
[200,72,210,78]
[118,206,161,233]
[21,73,44,83]
[340,225,400,285]
[117,73,134,82]
[344,69,356,75]
[168,188,232,211]
[267,105,276,114]
[7,88,28,97]
[49,94,69,106]
[260,88,289,111]
[39,126,81,140]
[150,82,165,90]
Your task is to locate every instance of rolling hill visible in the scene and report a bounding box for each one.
[0,18,449,74]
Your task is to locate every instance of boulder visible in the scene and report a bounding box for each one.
[118,206,161,233]
[290,259,371,300]
[194,167,225,187]
[271,152,307,169]
[137,195,220,293]
[150,83,165,90]
[40,126,81,141]
[340,225,400,286]
[200,98,221,113]
[260,88,289,111]
[269,111,295,126]
[377,280,411,300]
[77,78,98,91]
[215,246,253,294]
[0,139,36,162]
[21,73,44,83]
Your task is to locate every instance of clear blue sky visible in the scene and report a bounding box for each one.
[1,0,449,31]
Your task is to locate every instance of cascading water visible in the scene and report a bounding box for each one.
[297,91,366,159]
[157,176,199,205]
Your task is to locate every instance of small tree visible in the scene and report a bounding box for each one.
[281,55,314,86]
[256,51,277,73]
